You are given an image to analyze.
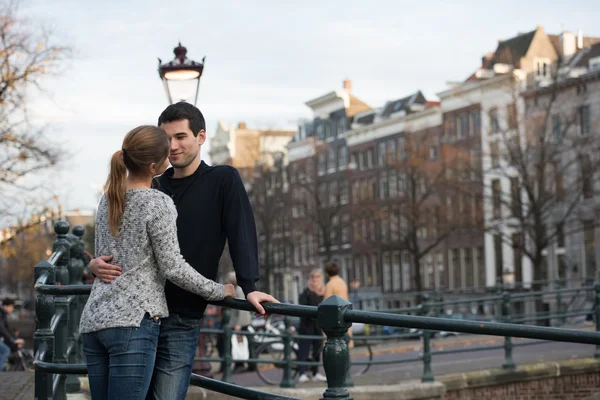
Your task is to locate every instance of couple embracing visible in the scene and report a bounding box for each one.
[79,102,277,400]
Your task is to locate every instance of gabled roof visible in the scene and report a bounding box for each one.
[380,91,426,118]
[548,34,600,56]
[570,41,600,69]
[490,29,537,68]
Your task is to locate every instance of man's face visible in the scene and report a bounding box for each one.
[160,119,205,169]
[3,305,14,314]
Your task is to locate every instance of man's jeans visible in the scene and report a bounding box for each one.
[146,314,201,400]
[0,341,11,371]
[82,315,160,400]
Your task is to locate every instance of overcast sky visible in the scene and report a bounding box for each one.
[13,0,600,218]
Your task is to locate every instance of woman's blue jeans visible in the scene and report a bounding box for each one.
[83,314,160,400]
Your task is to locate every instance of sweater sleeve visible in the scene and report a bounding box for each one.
[148,195,225,301]
[222,168,259,296]
[0,319,17,351]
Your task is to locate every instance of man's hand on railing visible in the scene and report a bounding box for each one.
[246,291,279,318]
[89,255,122,283]
[15,338,24,349]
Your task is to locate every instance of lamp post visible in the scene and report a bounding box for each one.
[158,42,205,105]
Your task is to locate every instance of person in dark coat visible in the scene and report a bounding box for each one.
[297,269,327,383]
[0,298,24,371]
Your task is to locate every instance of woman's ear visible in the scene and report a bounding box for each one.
[149,162,157,176]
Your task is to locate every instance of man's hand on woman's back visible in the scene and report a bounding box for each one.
[89,255,122,283]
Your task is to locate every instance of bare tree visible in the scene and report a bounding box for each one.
[484,75,600,293]
[0,1,71,219]
[387,129,480,294]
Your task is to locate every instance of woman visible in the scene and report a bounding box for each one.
[296,269,327,383]
[79,126,235,400]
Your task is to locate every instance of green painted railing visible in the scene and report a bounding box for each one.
[32,221,600,400]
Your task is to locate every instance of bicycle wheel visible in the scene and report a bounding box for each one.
[255,341,297,386]
[349,341,372,376]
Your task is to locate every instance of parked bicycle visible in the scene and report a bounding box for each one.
[3,348,35,371]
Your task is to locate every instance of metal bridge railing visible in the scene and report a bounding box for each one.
[32,220,600,400]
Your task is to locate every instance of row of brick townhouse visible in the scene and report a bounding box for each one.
[209,26,600,311]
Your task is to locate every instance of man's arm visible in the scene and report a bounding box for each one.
[0,319,18,351]
[89,256,122,283]
[222,168,278,314]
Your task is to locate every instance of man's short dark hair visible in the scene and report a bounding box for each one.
[324,261,339,277]
[2,298,15,307]
[157,101,206,137]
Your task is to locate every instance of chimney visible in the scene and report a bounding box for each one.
[237,122,247,129]
[577,29,584,49]
[343,79,352,93]
[559,31,576,58]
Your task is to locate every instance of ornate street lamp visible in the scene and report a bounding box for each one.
[158,43,205,105]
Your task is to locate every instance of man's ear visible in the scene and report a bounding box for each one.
[197,129,206,146]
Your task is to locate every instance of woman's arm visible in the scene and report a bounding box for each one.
[148,196,226,301]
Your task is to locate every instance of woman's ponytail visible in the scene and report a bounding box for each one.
[105,149,127,236]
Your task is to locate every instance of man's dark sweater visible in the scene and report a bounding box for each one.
[0,307,17,351]
[153,161,259,319]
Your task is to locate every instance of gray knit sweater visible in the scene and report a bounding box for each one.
[80,188,225,334]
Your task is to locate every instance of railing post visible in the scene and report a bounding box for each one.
[317,295,353,400]
[594,283,600,359]
[52,220,72,400]
[34,260,56,400]
[502,291,515,369]
[65,226,85,393]
[421,293,433,382]
[221,308,233,383]
[280,315,295,388]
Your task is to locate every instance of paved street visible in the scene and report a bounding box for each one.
[2,332,597,399]
[213,334,598,388]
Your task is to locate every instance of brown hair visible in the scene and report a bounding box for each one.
[105,125,170,236]
[324,261,339,277]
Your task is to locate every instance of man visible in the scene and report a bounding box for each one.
[90,102,277,399]
[0,298,25,371]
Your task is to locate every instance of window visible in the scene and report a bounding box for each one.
[580,105,591,135]
[398,137,407,160]
[329,182,338,206]
[389,170,398,197]
[330,215,339,244]
[556,223,565,248]
[451,248,461,289]
[457,113,469,139]
[584,220,596,278]
[366,149,374,169]
[557,254,567,280]
[471,110,481,135]
[489,108,499,133]
[324,121,331,139]
[379,172,389,199]
[371,253,379,287]
[581,155,593,199]
[318,183,327,207]
[338,146,348,169]
[316,123,324,140]
[552,114,562,142]
[380,207,389,242]
[492,179,502,219]
[337,117,345,134]
[392,251,402,292]
[477,247,485,287]
[317,153,326,175]
[430,146,438,160]
[398,173,406,193]
[382,252,392,292]
[378,142,386,166]
[464,248,474,287]
[510,177,521,217]
[536,59,549,78]
[339,180,349,204]
[327,148,336,172]
[390,207,399,241]
[341,214,350,244]
[494,234,504,281]
[387,140,397,165]
[436,253,445,288]
[490,142,500,168]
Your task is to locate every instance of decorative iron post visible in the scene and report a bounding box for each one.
[502,291,515,369]
[52,221,72,400]
[221,308,233,383]
[34,258,56,400]
[421,293,433,382]
[594,283,600,359]
[280,315,295,388]
[65,225,85,392]
[317,295,353,400]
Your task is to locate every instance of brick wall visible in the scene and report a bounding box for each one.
[445,371,600,400]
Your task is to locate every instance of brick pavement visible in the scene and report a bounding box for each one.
[0,372,34,400]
